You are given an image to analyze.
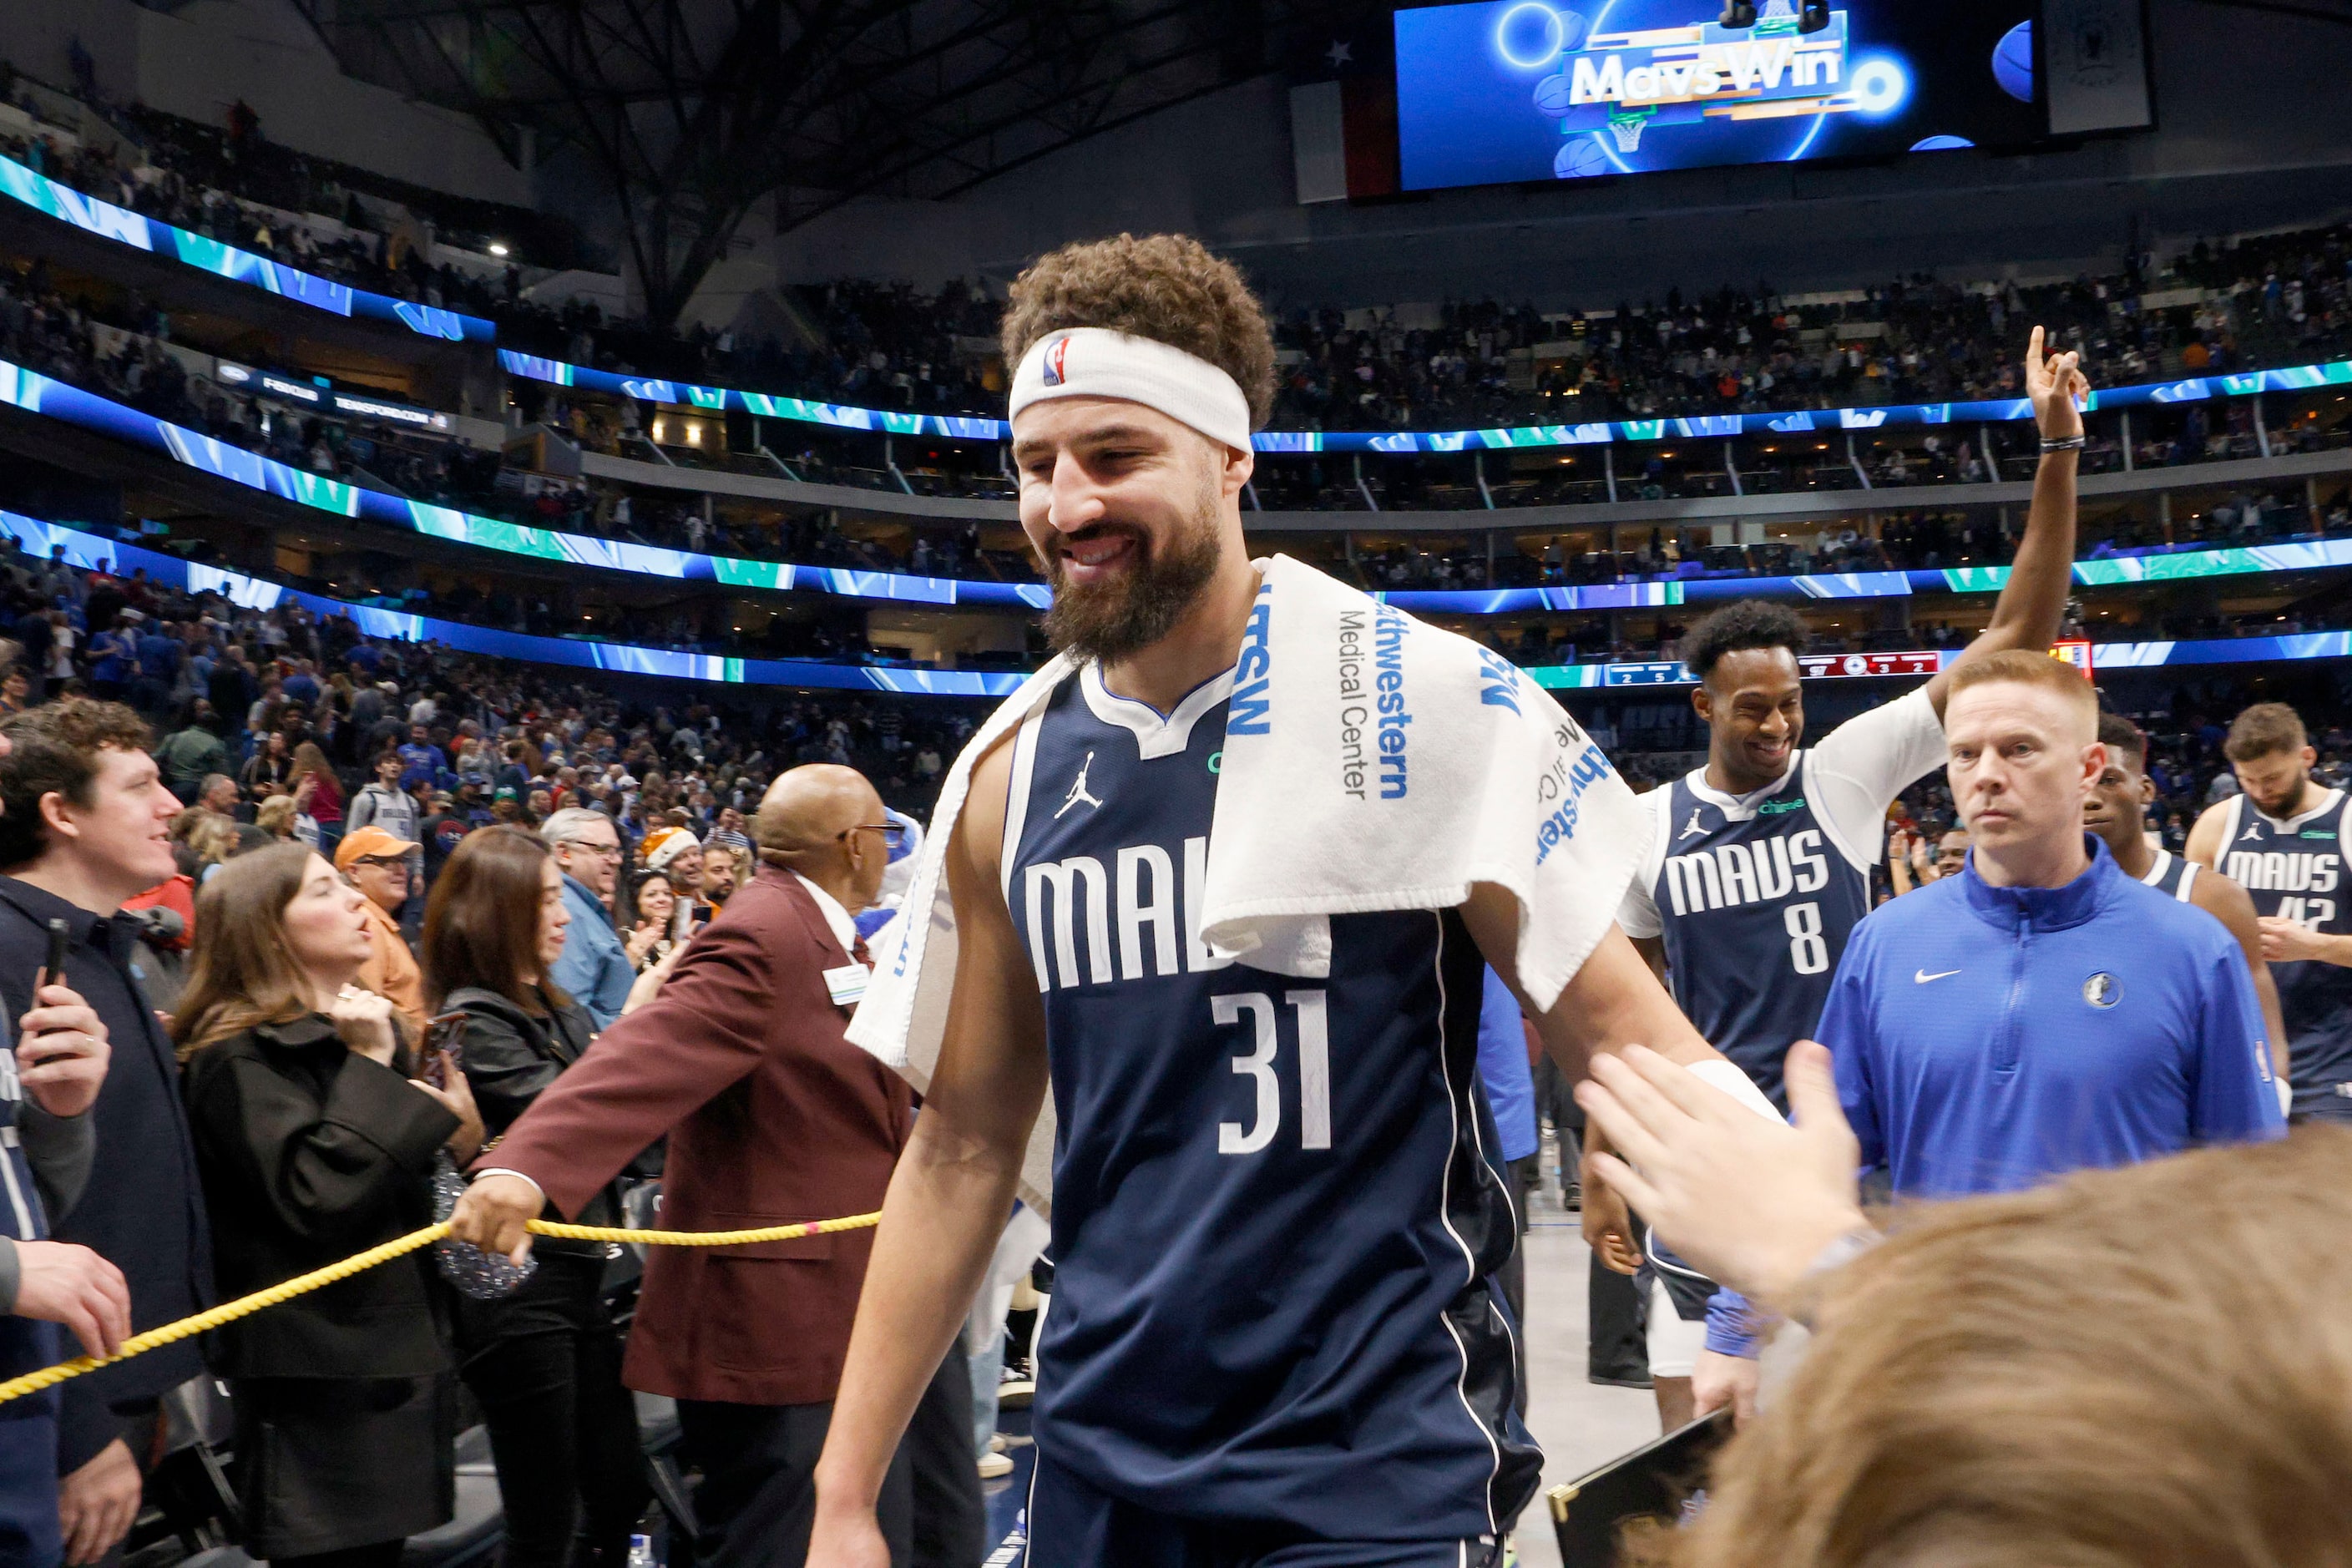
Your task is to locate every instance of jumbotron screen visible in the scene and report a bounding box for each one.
[1393,0,2044,190]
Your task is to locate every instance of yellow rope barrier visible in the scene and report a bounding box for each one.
[0,1211,883,1407]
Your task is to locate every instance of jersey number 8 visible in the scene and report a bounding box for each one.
[1215,990,1331,1156]
[1785,902,1828,975]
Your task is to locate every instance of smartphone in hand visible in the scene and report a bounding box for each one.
[21,918,78,1068]
[38,918,68,992]
[420,1010,468,1089]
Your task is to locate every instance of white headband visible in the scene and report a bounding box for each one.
[1008,327,1252,453]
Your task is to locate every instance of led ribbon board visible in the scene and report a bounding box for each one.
[1526,635,2352,687]
[0,504,2336,697]
[500,346,2352,453]
[0,355,1047,609]
[0,153,494,342]
[6,354,2349,613]
[0,512,1024,696]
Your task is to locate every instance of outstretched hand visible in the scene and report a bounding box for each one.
[2025,323,2089,442]
[1574,1041,1868,1306]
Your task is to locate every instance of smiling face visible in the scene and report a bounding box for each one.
[1011,397,1246,664]
[1695,646,1806,793]
[349,853,411,913]
[49,746,184,902]
[636,874,675,926]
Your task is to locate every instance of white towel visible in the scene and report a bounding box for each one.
[849,554,1653,1211]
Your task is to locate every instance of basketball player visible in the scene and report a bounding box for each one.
[1608,327,2088,1425]
[805,235,1739,1568]
[2084,712,2287,1078]
[2188,703,2352,1119]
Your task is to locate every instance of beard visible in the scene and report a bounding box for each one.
[1039,482,1223,665]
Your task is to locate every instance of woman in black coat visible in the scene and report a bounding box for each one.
[178,842,483,1568]
[423,825,650,1568]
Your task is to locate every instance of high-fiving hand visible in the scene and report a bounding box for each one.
[1574,1040,1869,1308]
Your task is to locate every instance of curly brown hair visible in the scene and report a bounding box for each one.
[999,233,1276,428]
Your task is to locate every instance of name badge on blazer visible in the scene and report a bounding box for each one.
[823,962,871,1008]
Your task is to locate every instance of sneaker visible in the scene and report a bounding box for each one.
[998,1361,1035,1410]
[977,1449,1014,1479]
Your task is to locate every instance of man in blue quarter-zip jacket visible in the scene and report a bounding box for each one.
[1818,650,2283,1200]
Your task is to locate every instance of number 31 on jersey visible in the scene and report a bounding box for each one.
[1214,990,1330,1156]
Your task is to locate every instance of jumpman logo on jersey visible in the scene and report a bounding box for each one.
[2243,820,2265,841]
[1055,751,1105,818]
[1678,807,1707,841]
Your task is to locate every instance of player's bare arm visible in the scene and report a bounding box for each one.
[1631,933,1668,984]
[1464,896,1723,1275]
[1922,325,2086,716]
[2192,869,2293,1075]
[1576,931,1676,1271]
[1462,894,1718,1073]
[2186,798,2233,869]
[811,737,1050,1565]
[2256,914,2352,969]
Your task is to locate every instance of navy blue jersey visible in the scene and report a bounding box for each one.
[1004,663,1538,1544]
[2142,847,2198,902]
[2215,789,2352,1118]
[1619,688,1943,1109]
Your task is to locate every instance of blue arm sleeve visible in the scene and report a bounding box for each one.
[1703,1287,1763,1358]
[1474,967,1539,1164]
[2190,938,2287,1143]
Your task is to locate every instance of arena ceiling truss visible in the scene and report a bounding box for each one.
[288,0,1348,324]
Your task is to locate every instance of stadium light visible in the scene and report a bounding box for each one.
[489,242,510,257]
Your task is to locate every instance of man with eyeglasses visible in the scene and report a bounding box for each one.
[452,766,983,1565]
[543,807,635,1029]
[334,826,426,1039]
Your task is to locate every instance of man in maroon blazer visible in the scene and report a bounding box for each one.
[453,765,981,1565]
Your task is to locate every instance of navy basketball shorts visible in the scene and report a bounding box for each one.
[1636,1227,1716,1379]
[1023,1453,1508,1568]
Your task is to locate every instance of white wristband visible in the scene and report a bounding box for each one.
[1683,1058,1788,1124]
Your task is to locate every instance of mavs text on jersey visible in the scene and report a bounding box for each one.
[1618,687,1947,1107]
[2214,788,2352,1118]
[1003,661,1539,1551]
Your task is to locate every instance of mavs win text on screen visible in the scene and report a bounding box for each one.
[1393,0,2045,192]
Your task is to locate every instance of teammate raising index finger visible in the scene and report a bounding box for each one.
[1608,324,2089,1426]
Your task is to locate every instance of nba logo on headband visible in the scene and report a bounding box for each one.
[1010,326,1252,453]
